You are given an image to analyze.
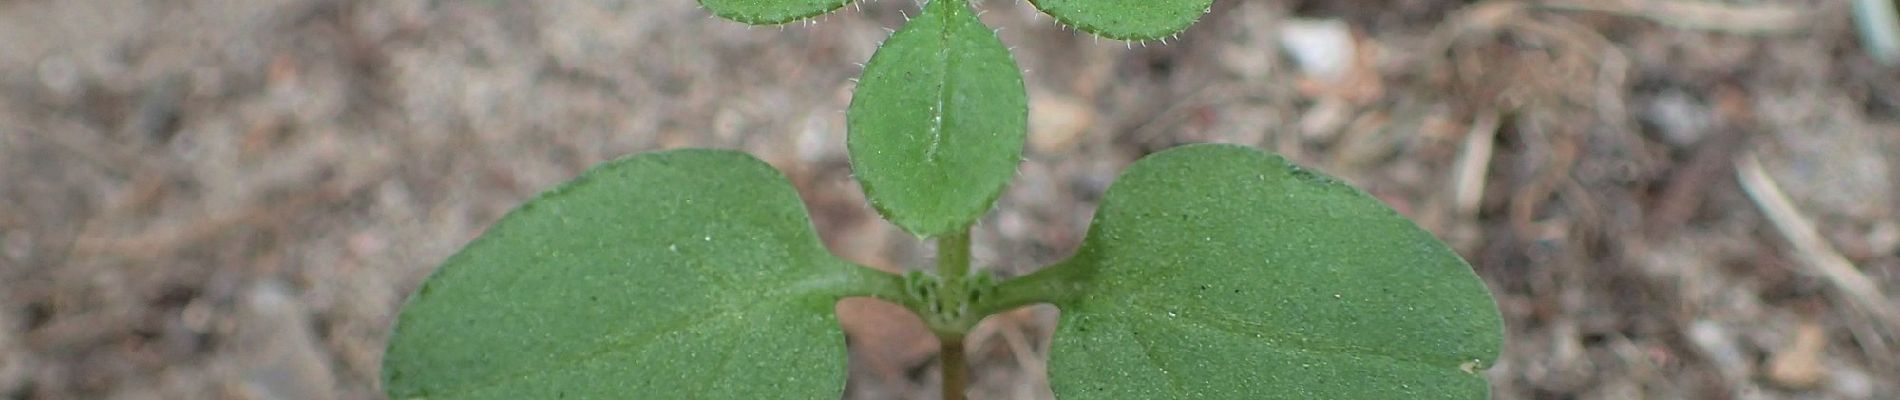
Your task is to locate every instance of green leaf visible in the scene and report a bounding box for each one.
[699,0,854,25]
[1028,144,1503,399]
[1029,0,1213,41]
[381,150,901,399]
[847,0,1028,237]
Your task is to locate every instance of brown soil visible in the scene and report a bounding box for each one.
[3,0,1896,399]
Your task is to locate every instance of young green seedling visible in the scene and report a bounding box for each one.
[380,1,1504,399]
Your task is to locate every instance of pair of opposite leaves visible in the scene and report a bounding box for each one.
[382,147,1502,399]
[381,0,1503,398]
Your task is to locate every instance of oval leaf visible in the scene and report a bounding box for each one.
[1029,0,1213,41]
[382,150,893,399]
[1038,144,1503,398]
[700,0,855,25]
[847,0,1028,237]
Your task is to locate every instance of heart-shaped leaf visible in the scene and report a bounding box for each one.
[699,0,855,25]
[1022,144,1503,398]
[382,150,901,399]
[1029,0,1214,41]
[848,0,1028,237]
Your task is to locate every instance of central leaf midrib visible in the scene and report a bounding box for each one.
[922,0,960,165]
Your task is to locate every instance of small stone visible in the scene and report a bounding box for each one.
[1828,366,1875,399]
[1277,19,1355,85]
[1866,221,1899,257]
[232,281,336,400]
[795,114,839,163]
[1687,320,1748,381]
[1757,96,1893,221]
[1641,90,1712,147]
[1766,323,1827,389]
[1029,94,1094,154]
[36,54,81,99]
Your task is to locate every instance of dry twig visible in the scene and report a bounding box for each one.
[1539,0,1809,36]
[1735,151,1899,355]
[1452,110,1502,218]
[1855,0,1900,64]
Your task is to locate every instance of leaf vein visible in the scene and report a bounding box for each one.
[1123,299,1460,372]
[1118,311,1191,395]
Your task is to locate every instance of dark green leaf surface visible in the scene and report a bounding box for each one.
[382,150,898,399]
[847,0,1027,237]
[1037,144,1503,399]
[699,0,853,25]
[1029,0,1213,41]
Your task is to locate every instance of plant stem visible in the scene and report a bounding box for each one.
[935,229,972,400]
[973,257,1084,317]
[941,340,968,400]
[936,230,971,279]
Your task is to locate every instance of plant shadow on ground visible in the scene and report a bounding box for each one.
[1,0,1897,398]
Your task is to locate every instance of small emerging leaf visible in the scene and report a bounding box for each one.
[382,150,897,399]
[700,0,855,25]
[848,0,1028,237]
[1029,0,1213,41]
[1037,144,1503,399]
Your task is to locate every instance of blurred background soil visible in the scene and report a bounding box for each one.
[2,0,1898,398]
